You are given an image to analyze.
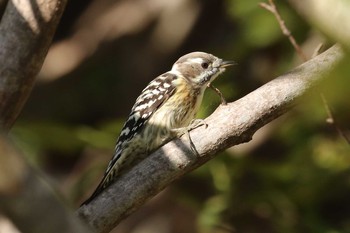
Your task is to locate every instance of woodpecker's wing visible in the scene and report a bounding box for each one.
[110,72,177,167]
[82,73,177,205]
[116,73,177,149]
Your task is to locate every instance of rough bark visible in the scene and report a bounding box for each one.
[77,45,345,233]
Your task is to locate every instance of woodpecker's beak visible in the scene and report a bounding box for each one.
[220,60,237,68]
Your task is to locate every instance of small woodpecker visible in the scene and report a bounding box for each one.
[82,52,235,205]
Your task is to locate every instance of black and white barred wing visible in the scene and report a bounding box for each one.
[110,72,177,166]
[82,73,177,204]
[115,73,177,151]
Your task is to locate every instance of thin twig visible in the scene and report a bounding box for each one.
[259,0,308,62]
[314,45,350,144]
[312,44,349,143]
[320,93,350,144]
[260,0,349,145]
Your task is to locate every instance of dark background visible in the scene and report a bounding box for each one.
[9,0,350,232]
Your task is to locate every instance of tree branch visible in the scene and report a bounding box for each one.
[0,134,92,233]
[0,1,89,232]
[77,45,345,233]
[260,0,307,61]
[287,0,350,144]
[0,0,67,131]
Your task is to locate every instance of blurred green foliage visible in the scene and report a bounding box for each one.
[9,0,350,232]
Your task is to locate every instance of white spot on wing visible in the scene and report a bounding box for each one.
[134,104,147,111]
[152,89,160,95]
[147,99,156,107]
[115,142,122,150]
[149,81,161,86]
[120,127,130,136]
[133,112,140,121]
[142,112,151,118]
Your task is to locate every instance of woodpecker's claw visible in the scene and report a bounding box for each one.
[189,119,208,129]
[171,119,208,155]
[172,119,208,136]
[208,83,227,105]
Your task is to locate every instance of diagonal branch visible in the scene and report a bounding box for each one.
[0,134,93,233]
[0,0,67,131]
[77,45,345,233]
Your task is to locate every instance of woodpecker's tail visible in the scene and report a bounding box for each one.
[81,148,123,206]
[80,177,107,206]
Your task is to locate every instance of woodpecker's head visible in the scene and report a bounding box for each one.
[171,52,235,87]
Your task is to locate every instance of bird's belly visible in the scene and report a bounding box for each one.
[143,88,204,151]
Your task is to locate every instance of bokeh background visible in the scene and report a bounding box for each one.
[8,0,350,232]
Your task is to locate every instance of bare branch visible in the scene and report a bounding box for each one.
[0,0,67,131]
[0,134,92,233]
[77,45,345,233]
[260,0,307,61]
[320,93,350,144]
[285,0,350,144]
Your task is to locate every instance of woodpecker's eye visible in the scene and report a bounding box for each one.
[201,62,209,69]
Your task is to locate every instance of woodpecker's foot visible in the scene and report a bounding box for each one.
[208,83,227,105]
[185,129,198,155]
[171,119,207,155]
[189,118,208,130]
[172,119,207,136]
